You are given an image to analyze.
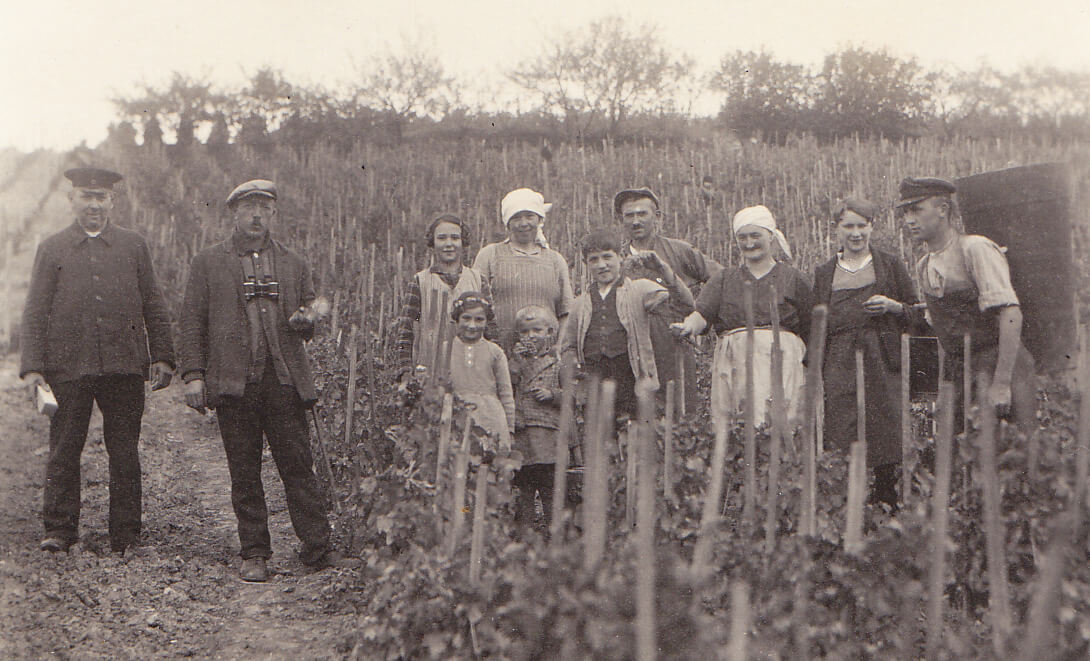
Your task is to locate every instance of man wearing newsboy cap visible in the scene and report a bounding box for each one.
[21,167,175,555]
[614,187,715,413]
[179,179,358,581]
[897,176,1035,433]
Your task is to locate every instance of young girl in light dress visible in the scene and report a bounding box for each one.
[448,292,515,452]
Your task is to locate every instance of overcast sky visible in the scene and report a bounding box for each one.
[2,0,1088,152]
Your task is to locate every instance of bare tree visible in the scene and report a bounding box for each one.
[510,15,692,135]
[354,35,454,138]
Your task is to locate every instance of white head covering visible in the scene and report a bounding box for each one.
[501,188,552,248]
[732,205,792,260]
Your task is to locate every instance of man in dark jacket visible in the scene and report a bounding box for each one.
[615,187,714,414]
[179,179,357,582]
[21,167,175,554]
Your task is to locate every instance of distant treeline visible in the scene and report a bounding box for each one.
[106,18,1090,150]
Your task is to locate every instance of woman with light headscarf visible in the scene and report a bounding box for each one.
[673,205,812,432]
[473,188,575,352]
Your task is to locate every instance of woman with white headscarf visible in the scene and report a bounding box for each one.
[673,205,812,432]
[473,188,575,352]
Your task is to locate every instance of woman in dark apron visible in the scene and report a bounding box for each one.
[813,198,924,508]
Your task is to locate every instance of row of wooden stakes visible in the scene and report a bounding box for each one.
[355,278,1088,659]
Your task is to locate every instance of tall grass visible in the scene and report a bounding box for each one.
[99,133,1090,354]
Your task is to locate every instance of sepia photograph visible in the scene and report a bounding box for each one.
[1,0,1089,657]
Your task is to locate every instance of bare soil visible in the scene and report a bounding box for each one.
[0,357,359,660]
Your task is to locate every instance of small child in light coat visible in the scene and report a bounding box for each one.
[509,305,564,529]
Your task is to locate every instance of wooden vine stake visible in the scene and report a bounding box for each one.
[422,294,438,378]
[692,407,731,573]
[742,280,757,525]
[550,360,576,543]
[1016,515,1074,661]
[435,392,454,485]
[727,581,750,661]
[975,371,1011,653]
[468,462,488,585]
[625,419,637,529]
[1075,324,1090,523]
[446,416,474,557]
[900,333,912,502]
[844,350,866,554]
[663,379,676,505]
[844,441,866,555]
[926,383,955,659]
[344,325,360,498]
[635,389,657,661]
[963,332,972,435]
[584,378,615,571]
[431,290,450,382]
[764,295,785,555]
[675,346,687,418]
[801,305,829,537]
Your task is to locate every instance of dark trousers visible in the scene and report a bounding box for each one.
[513,463,555,527]
[45,374,145,550]
[215,364,329,563]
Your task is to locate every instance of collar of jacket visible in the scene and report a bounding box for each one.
[230,229,274,255]
[65,220,114,246]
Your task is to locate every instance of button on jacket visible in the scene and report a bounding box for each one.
[20,222,175,382]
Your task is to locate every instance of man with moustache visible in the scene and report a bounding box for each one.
[21,167,175,555]
[614,187,718,413]
[179,179,358,582]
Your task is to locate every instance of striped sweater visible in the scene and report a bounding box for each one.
[472,241,574,350]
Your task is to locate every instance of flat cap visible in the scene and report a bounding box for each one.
[613,187,661,216]
[895,176,956,208]
[65,167,122,189]
[226,179,277,206]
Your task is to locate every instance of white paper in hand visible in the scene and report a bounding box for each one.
[36,384,58,417]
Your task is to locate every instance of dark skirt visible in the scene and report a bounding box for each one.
[823,286,902,468]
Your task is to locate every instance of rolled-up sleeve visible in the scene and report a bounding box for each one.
[963,236,1019,311]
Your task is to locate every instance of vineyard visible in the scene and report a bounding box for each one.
[3,132,1090,658]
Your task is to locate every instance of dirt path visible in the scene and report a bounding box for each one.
[0,356,359,659]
